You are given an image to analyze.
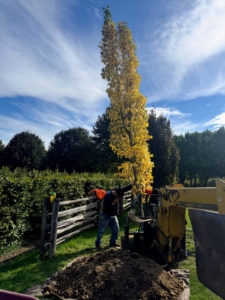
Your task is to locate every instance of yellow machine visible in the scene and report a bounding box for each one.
[122,178,225,299]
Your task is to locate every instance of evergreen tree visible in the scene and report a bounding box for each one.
[0,140,4,152]
[148,110,180,187]
[46,127,94,173]
[211,126,225,178]
[3,132,46,170]
[0,140,5,167]
[174,129,223,186]
[198,130,214,186]
[174,135,186,184]
[92,109,120,173]
[175,132,202,186]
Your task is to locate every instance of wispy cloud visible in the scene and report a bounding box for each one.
[141,0,225,102]
[147,106,191,118]
[205,112,225,130]
[151,106,225,135]
[147,106,196,135]
[92,7,102,20]
[1,0,224,147]
[0,0,106,110]
[0,115,53,148]
[1,100,96,148]
[171,121,200,135]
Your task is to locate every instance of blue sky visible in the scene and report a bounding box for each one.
[1,0,225,149]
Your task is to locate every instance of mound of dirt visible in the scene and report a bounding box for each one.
[42,248,185,300]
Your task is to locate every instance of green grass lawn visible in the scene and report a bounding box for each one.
[0,210,222,299]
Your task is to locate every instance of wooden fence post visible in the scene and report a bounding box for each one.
[40,198,49,257]
[49,198,60,257]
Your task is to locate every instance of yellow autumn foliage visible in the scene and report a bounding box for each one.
[100,8,154,193]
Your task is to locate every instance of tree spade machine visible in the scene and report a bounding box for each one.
[121,178,225,299]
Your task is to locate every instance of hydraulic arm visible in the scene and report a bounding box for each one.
[159,179,225,299]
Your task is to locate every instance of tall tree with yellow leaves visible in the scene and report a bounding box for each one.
[100,6,153,193]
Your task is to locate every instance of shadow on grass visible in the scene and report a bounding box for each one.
[0,211,139,293]
[0,234,96,292]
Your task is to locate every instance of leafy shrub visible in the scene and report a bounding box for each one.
[0,168,127,248]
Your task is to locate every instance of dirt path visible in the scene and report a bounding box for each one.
[0,245,36,266]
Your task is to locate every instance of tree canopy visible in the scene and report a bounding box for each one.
[174,127,225,186]
[99,6,153,192]
[92,109,121,173]
[0,140,5,168]
[3,131,46,170]
[148,110,180,188]
[0,140,4,152]
[46,127,94,173]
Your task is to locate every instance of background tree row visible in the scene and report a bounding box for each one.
[0,111,179,188]
[175,126,225,186]
[1,117,225,188]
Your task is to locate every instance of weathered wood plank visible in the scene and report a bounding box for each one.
[123,194,132,200]
[124,193,132,197]
[123,202,132,210]
[56,223,95,245]
[124,198,132,203]
[49,198,60,257]
[57,211,96,229]
[124,190,132,194]
[59,197,95,206]
[58,202,98,218]
[57,216,97,235]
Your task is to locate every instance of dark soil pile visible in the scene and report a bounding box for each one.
[42,248,184,300]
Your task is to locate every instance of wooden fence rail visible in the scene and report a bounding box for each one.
[40,191,132,257]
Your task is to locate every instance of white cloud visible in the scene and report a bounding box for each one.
[142,0,225,102]
[1,0,224,146]
[0,0,106,111]
[92,7,102,20]
[0,0,109,147]
[171,121,200,135]
[147,106,191,118]
[0,115,52,148]
[204,112,225,130]
[0,111,92,149]
[147,106,197,135]
[0,100,97,148]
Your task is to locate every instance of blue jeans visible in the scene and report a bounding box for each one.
[95,214,120,247]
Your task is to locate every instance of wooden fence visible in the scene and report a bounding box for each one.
[40,190,132,257]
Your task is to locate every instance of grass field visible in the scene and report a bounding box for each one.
[0,209,222,299]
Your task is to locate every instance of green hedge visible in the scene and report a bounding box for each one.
[0,167,126,249]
